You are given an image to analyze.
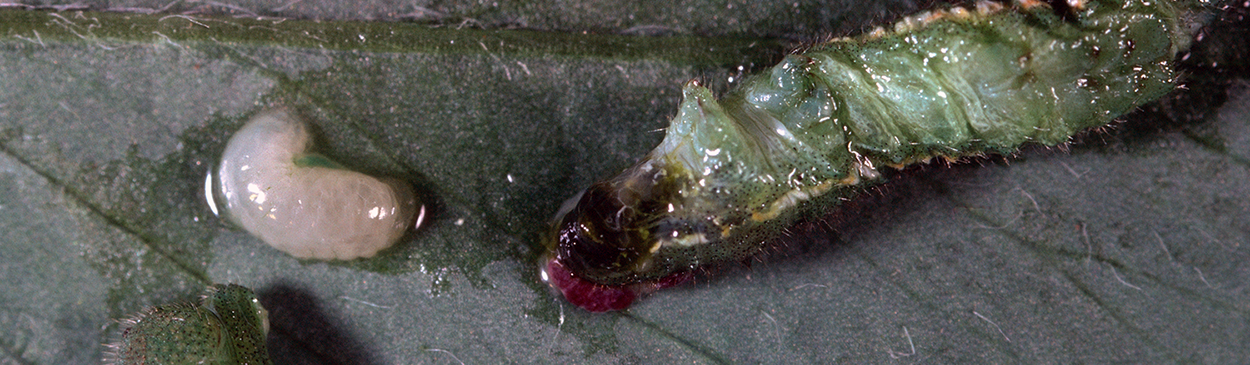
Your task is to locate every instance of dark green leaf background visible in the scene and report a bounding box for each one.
[1,1,1247,363]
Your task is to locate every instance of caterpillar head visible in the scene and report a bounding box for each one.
[542,173,693,312]
[550,182,651,285]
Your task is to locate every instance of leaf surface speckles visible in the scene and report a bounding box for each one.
[1,1,1247,363]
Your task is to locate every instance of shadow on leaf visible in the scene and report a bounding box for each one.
[259,282,380,365]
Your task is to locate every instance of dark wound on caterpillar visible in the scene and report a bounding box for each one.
[541,0,1223,312]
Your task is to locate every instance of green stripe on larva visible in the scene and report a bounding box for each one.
[106,284,272,365]
[214,109,423,260]
[543,0,1222,311]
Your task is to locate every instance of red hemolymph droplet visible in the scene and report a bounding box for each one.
[543,257,696,312]
[544,258,636,312]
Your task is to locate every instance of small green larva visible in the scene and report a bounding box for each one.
[542,0,1223,311]
[214,109,423,260]
[105,284,271,365]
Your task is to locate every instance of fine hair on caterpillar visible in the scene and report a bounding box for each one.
[540,0,1226,312]
[104,284,272,365]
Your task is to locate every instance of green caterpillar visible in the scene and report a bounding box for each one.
[105,284,272,365]
[541,0,1221,312]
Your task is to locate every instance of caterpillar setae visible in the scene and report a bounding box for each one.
[105,284,272,365]
[212,109,424,260]
[540,0,1223,312]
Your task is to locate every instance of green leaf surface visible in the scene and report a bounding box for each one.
[9,0,925,39]
[1,2,1248,364]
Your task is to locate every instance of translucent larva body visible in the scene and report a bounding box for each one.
[216,109,421,260]
[106,284,271,365]
[543,0,1220,311]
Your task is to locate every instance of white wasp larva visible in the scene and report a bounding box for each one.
[215,109,421,260]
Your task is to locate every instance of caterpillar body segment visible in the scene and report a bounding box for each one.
[542,0,1222,311]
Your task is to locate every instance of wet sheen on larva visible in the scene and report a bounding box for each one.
[215,109,421,260]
